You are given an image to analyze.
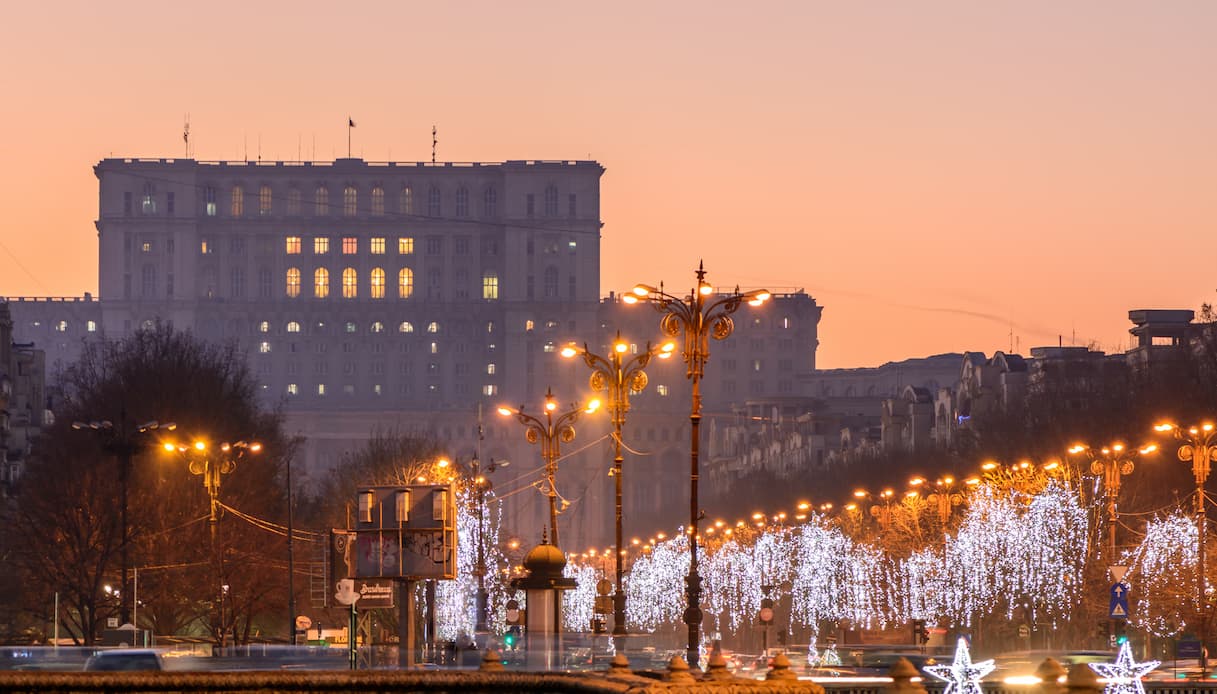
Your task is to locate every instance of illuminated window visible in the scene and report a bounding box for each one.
[287,321,301,333]
[286,268,301,297]
[430,341,438,354]
[398,268,414,298]
[543,342,555,353]
[370,237,385,254]
[544,185,558,216]
[370,268,385,298]
[259,185,272,215]
[200,238,213,254]
[87,320,97,332]
[370,321,384,333]
[287,383,298,395]
[314,186,329,216]
[399,321,415,333]
[455,187,469,217]
[371,186,384,216]
[487,363,496,375]
[287,188,301,216]
[342,268,357,298]
[482,272,499,300]
[314,237,329,254]
[400,186,413,214]
[314,268,330,298]
[141,183,156,214]
[204,186,217,216]
[342,237,357,254]
[482,385,497,396]
[259,321,270,333]
[398,237,414,254]
[427,321,439,334]
[231,186,244,216]
[141,241,153,253]
[657,385,669,396]
[345,321,357,333]
[317,384,326,396]
[54,320,67,332]
[285,236,301,254]
[343,186,357,216]
[525,319,534,332]
[259,341,271,354]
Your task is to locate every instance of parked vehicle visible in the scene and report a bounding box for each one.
[83,649,164,671]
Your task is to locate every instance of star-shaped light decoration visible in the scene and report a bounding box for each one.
[1088,642,1160,694]
[924,637,995,694]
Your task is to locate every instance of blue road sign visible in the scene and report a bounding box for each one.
[1109,582,1129,619]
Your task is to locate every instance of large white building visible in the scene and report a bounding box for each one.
[6,156,824,550]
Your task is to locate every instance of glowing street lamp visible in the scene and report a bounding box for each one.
[498,388,599,549]
[162,438,262,543]
[625,261,769,669]
[561,334,672,650]
[1068,441,1157,561]
[1155,420,1217,662]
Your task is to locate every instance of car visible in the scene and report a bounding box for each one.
[83,649,164,671]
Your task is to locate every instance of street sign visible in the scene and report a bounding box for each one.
[1109,582,1129,619]
[1109,565,1128,583]
[596,579,612,595]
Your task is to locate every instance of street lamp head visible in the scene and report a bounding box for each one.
[853,489,867,498]
[585,398,601,414]
[658,341,677,357]
[1068,444,1087,454]
[698,283,714,297]
[1140,444,1159,455]
[560,344,580,358]
[1154,422,1177,433]
[193,441,206,452]
[163,442,177,452]
[613,340,629,354]
[631,284,655,297]
[496,406,515,417]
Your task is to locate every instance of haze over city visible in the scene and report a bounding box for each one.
[1,1,1213,368]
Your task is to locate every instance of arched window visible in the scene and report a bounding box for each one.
[314,268,330,298]
[231,186,245,216]
[259,185,272,215]
[427,321,439,334]
[343,186,357,216]
[482,187,497,217]
[286,188,301,216]
[544,185,558,216]
[455,187,469,217]
[427,186,441,216]
[370,321,384,333]
[285,268,301,298]
[543,266,559,298]
[400,186,413,214]
[398,268,414,298]
[398,321,415,333]
[342,268,358,298]
[370,268,386,299]
[371,186,385,216]
[314,186,329,216]
[287,321,301,333]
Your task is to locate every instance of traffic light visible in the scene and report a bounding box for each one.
[913,619,929,644]
[1114,621,1128,645]
[504,625,521,649]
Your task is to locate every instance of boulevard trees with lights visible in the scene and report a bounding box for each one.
[1,324,290,645]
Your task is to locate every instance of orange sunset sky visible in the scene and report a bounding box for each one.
[0,2,1213,369]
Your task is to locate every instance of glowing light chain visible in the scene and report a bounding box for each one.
[1088,641,1159,694]
[924,638,995,694]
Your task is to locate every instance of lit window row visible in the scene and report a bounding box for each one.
[284,268,498,300]
[285,236,411,256]
[285,383,499,397]
[255,320,469,335]
[208,184,502,219]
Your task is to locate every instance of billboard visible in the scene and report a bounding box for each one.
[350,483,457,580]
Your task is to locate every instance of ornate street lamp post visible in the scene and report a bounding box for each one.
[1068,441,1157,562]
[163,437,261,647]
[498,388,599,550]
[626,261,769,668]
[561,334,674,651]
[1155,421,1217,669]
[71,414,175,625]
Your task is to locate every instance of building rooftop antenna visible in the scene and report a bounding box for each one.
[182,114,190,159]
[432,125,438,163]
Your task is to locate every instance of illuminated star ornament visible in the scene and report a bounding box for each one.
[925,638,995,694]
[1089,642,1160,694]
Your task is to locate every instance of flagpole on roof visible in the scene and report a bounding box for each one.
[347,117,355,158]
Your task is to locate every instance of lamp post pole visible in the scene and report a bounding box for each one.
[471,454,489,634]
[562,334,674,651]
[626,261,770,668]
[498,388,599,549]
[164,438,262,646]
[1156,421,1217,671]
[1068,442,1157,562]
[71,414,175,625]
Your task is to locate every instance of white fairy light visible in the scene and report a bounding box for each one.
[1089,641,1160,694]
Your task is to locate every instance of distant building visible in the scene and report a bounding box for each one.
[0,302,48,496]
[4,156,824,547]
